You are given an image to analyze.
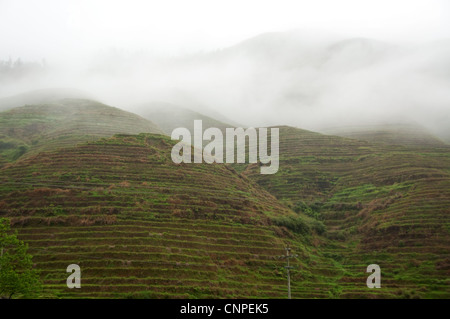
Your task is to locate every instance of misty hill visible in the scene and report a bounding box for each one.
[147,31,447,142]
[135,102,234,135]
[212,32,393,73]
[171,31,415,129]
[136,90,245,128]
[3,32,449,143]
[243,126,450,298]
[0,88,93,112]
[214,30,343,67]
[321,37,393,70]
[0,133,326,298]
[0,99,163,163]
[323,124,448,147]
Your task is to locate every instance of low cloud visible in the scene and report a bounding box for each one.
[1,31,450,141]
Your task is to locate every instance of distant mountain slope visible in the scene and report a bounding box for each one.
[135,102,234,135]
[243,126,450,298]
[0,88,92,112]
[0,99,163,163]
[0,133,327,298]
[323,124,448,147]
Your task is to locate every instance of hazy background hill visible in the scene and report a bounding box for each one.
[0,88,93,112]
[323,123,449,147]
[134,101,234,135]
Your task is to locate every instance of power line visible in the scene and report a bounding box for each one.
[276,246,298,299]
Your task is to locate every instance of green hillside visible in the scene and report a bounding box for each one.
[0,133,332,298]
[0,115,448,298]
[243,126,450,298]
[0,99,163,163]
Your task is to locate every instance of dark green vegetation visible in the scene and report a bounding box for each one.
[0,101,448,298]
[0,217,42,299]
[244,126,450,298]
[0,99,162,162]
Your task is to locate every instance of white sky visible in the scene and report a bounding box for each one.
[1,0,449,60]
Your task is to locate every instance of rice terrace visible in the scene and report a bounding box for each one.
[0,0,449,302]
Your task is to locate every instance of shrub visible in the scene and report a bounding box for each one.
[0,218,42,298]
[271,215,311,235]
[311,219,326,235]
[11,145,28,160]
[294,201,322,220]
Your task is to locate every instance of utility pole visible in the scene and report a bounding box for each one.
[277,246,298,299]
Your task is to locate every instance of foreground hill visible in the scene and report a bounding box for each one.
[0,133,331,298]
[243,126,450,298]
[1,120,448,298]
[0,99,163,163]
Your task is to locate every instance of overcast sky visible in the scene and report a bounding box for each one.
[1,0,450,60]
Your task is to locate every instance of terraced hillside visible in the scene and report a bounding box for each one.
[0,99,163,163]
[0,133,334,298]
[244,126,450,298]
[1,117,448,298]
